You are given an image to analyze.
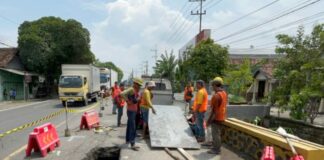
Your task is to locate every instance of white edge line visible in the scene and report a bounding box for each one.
[0,100,52,112]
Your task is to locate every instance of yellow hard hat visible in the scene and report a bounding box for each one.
[212,76,223,85]
[133,77,144,86]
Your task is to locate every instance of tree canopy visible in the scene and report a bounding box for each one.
[153,51,177,88]
[224,58,253,96]
[273,25,324,121]
[184,38,229,82]
[18,16,95,80]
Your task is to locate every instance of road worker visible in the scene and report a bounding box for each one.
[184,82,194,113]
[120,77,143,151]
[206,77,227,154]
[192,80,208,142]
[115,83,125,127]
[140,81,157,139]
[112,81,120,114]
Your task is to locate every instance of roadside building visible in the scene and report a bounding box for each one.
[228,48,279,103]
[0,48,39,101]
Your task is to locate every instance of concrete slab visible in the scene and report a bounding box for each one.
[149,105,200,149]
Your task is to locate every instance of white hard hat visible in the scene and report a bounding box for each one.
[147,81,156,87]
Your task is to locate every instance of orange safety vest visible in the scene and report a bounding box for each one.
[184,87,194,101]
[192,88,208,112]
[214,90,227,121]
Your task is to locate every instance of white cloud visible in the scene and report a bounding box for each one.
[90,0,192,77]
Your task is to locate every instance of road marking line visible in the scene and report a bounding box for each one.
[3,113,73,160]
[0,102,99,139]
[0,100,53,112]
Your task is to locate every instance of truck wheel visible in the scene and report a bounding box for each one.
[83,99,88,106]
[62,101,66,107]
[92,95,98,102]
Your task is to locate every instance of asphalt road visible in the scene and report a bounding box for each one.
[0,99,97,159]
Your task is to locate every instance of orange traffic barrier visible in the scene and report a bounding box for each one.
[290,155,304,160]
[80,110,100,130]
[261,146,275,160]
[26,123,60,157]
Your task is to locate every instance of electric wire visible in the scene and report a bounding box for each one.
[216,0,322,42]
[212,0,280,32]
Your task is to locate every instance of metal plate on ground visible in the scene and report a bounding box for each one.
[149,105,200,149]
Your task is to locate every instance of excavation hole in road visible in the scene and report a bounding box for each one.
[83,146,120,160]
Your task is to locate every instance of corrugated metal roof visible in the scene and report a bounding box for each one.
[229,48,278,59]
[0,48,18,67]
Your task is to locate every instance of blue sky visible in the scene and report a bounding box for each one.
[1,0,323,77]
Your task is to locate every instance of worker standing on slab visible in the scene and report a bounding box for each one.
[207,77,227,155]
[115,83,126,127]
[184,82,194,113]
[120,78,143,151]
[140,81,157,139]
[112,81,120,114]
[192,80,208,142]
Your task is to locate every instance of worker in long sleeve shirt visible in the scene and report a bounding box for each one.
[120,78,143,151]
[140,81,157,139]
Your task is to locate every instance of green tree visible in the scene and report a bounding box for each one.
[18,16,94,82]
[154,51,177,89]
[95,60,124,82]
[224,58,253,96]
[185,38,229,82]
[273,25,324,122]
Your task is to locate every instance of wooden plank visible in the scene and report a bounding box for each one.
[177,148,195,160]
[164,148,180,160]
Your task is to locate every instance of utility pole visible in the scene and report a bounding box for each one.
[189,0,206,33]
[151,45,158,63]
[145,61,148,76]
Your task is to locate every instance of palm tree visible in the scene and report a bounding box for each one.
[153,50,177,88]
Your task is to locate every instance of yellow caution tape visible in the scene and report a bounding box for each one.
[0,102,100,139]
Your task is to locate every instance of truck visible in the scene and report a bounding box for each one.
[59,64,100,106]
[100,68,110,90]
[99,68,118,90]
[142,77,173,105]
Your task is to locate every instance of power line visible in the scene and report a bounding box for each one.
[212,0,280,32]
[168,6,198,43]
[169,1,190,30]
[0,15,18,25]
[226,12,324,45]
[172,0,223,44]
[166,2,197,43]
[216,0,322,42]
[230,18,324,48]
[205,0,223,10]
[0,41,14,48]
[189,0,206,33]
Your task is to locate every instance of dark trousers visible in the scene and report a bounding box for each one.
[117,107,124,126]
[126,110,137,146]
[211,123,222,151]
[195,112,205,138]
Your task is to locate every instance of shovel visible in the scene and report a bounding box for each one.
[276,127,299,155]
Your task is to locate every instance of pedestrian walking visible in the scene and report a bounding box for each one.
[120,77,143,151]
[115,83,125,127]
[140,81,157,139]
[112,81,120,114]
[192,80,208,142]
[13,89,16,100]
[206,77,227,155]
[184,82,194,114]
[9,88,14,100]
[3,88,7,100]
